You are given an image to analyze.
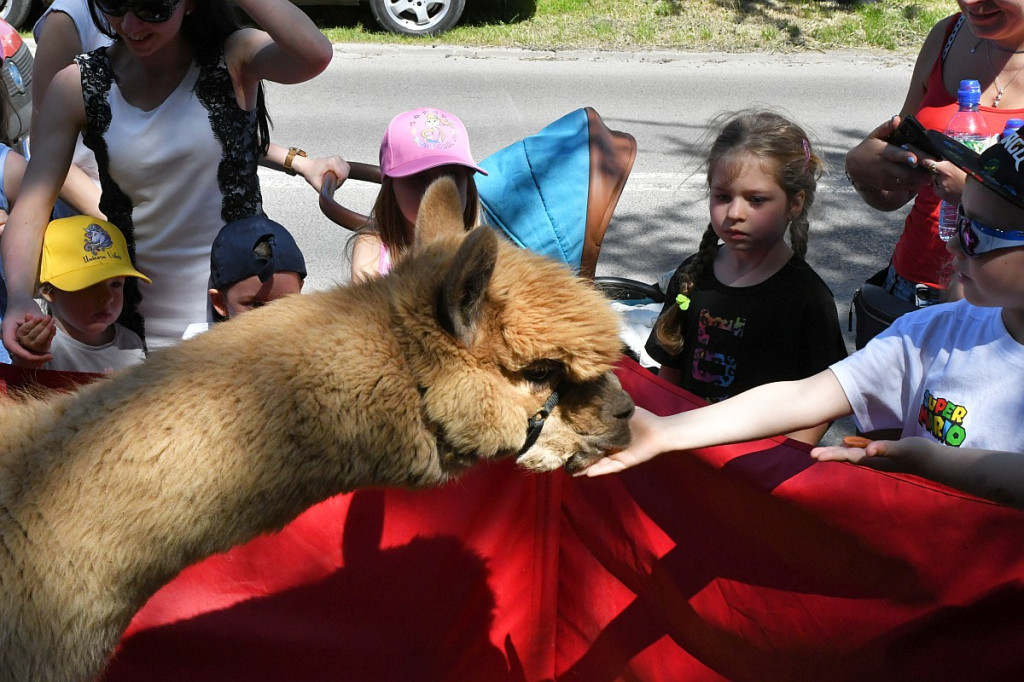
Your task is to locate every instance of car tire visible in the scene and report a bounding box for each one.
[0,0,34,30]
[368,0,465,36]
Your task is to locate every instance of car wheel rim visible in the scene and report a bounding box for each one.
[384,0,450,30]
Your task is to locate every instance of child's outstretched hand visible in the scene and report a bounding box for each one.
[811,436,938,465]
[15,313,57,355]
[578,407,667,477]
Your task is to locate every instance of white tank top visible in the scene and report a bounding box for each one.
[103,63,223,350]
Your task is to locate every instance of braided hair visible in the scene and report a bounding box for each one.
[654,110,823,355]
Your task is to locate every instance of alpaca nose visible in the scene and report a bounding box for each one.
[612,392,635,420]
[601,374,635,420]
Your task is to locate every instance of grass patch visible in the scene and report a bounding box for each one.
[309,0,950,53]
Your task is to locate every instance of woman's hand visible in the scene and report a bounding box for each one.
[845,116,932,211]
[293,154,350,194]
[578,407,669,477]
[2,299,55,367]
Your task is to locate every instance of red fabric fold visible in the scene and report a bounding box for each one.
[3,361,1022,680]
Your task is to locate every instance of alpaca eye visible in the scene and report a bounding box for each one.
[522,362,561,385]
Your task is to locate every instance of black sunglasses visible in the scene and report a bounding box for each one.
[95,0,184,23]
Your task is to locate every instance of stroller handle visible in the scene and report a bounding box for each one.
[318,162,383,231]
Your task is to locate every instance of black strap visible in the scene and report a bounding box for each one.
[516,384,565,458]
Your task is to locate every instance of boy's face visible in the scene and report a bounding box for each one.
[947,178,1024,309]
[42,277,125,346]
[210,271,303,319]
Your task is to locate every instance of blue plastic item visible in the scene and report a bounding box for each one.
[477,108,591,273]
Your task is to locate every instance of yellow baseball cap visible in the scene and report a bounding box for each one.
[39,216,151,292]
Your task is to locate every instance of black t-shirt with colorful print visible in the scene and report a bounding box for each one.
[645,252,848,404]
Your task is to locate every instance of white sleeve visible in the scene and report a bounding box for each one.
[829,325,912,434]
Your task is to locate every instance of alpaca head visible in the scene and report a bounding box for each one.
[398,177,634,475]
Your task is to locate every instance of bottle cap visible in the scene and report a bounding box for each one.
[958,79,982,106]
[1003,118,1024,137]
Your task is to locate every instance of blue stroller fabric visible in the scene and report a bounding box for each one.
[477,108,590,272]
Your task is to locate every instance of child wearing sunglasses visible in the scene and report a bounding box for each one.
[581,125,1024,501]
[1,0,333,364]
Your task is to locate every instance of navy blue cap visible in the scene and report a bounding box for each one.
[210,215,307,291]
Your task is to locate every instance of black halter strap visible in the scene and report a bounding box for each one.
[516,382,567,459]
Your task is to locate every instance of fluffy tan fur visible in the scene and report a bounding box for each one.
[0,178,634,681]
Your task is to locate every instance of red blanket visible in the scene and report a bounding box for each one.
[4,360,1022,680]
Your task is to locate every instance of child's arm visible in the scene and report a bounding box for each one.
[350,233,382,283]
[812,438,1024,509]
[12,313,56,366]
[58,163,102,218]
[786,422,832,447]
[0,150,102,223]
[582,369,853,476]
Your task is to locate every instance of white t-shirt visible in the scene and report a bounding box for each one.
[830,300,1024,450]
[45,323,145,373]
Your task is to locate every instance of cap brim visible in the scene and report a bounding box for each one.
[45,265,152,292]
[929,129,1024,209]
[385,157,489,178]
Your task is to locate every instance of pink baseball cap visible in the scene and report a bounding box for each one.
[379,107,488,178]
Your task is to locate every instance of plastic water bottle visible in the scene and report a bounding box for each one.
[1002,118,1024,140]
[938,80,993,242]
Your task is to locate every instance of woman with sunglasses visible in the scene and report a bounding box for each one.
[0,0,333,362]
[580,128,1024,507]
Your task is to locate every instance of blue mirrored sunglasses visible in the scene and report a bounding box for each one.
[954,204,1024,257]
[95,0,183,23]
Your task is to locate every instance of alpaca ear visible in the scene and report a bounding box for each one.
[415,176,465,246]
[437,226,497,346]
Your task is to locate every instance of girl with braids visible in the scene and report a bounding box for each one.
[1,0,336,363]
[644,111,847,444]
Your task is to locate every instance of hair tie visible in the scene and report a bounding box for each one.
[802,138,811,172]
[675,294,690,311]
